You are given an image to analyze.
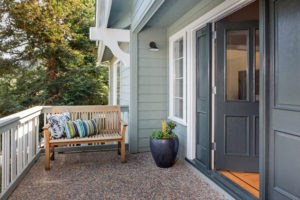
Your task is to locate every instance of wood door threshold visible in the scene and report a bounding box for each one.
[218,170,259,198]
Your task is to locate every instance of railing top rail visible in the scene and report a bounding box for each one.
[0,106,43,129]
[42,105,129,113]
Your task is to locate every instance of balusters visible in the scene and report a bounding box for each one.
[0,107,42,193]
[17,124,23,175]
[35,116,39,152]
[11,127,17,182]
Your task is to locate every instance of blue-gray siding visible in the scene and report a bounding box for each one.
[120,63,130,106]
[137,28,168,152]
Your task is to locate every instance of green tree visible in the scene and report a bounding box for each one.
[0,0,109,117]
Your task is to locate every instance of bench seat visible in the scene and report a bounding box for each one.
[49,132,122,144]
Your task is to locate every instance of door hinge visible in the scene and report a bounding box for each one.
[211,142,216,151]
[212,31,216,40]
[212,86,216,95]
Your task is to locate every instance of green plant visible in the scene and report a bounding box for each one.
[150,121,177,139]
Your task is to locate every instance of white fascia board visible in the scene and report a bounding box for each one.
[90,28,130,42]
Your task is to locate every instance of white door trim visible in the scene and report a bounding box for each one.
[169,0,256,162]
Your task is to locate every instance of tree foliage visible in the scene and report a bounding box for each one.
[0,0,109,117]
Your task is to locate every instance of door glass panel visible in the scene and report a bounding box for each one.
[226,30,248,101]
[255,29,260,101]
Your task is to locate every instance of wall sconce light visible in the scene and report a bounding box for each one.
[149,41,159,51]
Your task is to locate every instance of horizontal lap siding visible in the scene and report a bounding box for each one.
[120,63,130,106]
[137,28,168,152]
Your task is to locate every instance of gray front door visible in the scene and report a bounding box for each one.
[196,24,212,169]
[215,21,259,172]
[267,0,300,199]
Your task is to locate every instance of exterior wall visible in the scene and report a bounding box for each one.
[120,62,130,106]
[137,28,168,152]
[120,43,130,106]
[133,0,225,158]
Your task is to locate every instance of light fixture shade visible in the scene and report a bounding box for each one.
[149,41,159,51]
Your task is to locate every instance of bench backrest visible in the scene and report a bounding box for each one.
[45,106,121,133]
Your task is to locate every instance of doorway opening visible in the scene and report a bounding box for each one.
[214,1,259,198]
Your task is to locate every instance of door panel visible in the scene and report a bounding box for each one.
[268,0,300,199]
[216,21,259,172]
[195,24,212,169]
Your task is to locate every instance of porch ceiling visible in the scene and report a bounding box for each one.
[9,151,225,199]
[146,0,201,28]
[107,0,133,29]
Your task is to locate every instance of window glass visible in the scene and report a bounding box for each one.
[226,30,248,100]
[173,38,184,119]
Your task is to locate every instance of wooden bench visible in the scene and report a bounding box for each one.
[43,106,127,170]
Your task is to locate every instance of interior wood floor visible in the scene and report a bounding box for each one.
[218,170,259,198]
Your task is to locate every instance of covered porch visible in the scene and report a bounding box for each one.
[0,106,227,199]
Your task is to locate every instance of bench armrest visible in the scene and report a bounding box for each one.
[121,120,128,127]
[120,120,127,138]
[43,124,51,143]
[43,124,50,130]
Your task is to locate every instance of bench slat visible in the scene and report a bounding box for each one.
[49,132,122,144]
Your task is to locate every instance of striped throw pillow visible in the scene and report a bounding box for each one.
[65,121,79,138]
[65,119,98,138]
[82,119,98,137]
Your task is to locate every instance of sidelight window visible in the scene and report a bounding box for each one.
[169,34,186,124]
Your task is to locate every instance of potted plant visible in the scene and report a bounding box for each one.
[150,121,179,168]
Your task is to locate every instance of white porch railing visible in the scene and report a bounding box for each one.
[0,106,43,195]
[0,105,129,198]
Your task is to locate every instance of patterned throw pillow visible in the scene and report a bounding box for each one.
[65,119,98,138]
[47,112,70,139]
[65,121,79,138]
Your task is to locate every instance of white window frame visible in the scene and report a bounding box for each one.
[169,32,187,126]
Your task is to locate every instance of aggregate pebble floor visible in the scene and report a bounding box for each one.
[9,151,226,200]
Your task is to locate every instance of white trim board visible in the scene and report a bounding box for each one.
[113,59,121,105]
[167,0,255,162]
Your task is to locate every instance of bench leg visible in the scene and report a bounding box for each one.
[50,145,55,160]
[118,142,121,155]
[121,140,126,163]
[45,141,50,170]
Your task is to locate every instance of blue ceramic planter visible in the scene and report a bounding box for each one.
[149,137,179,168]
